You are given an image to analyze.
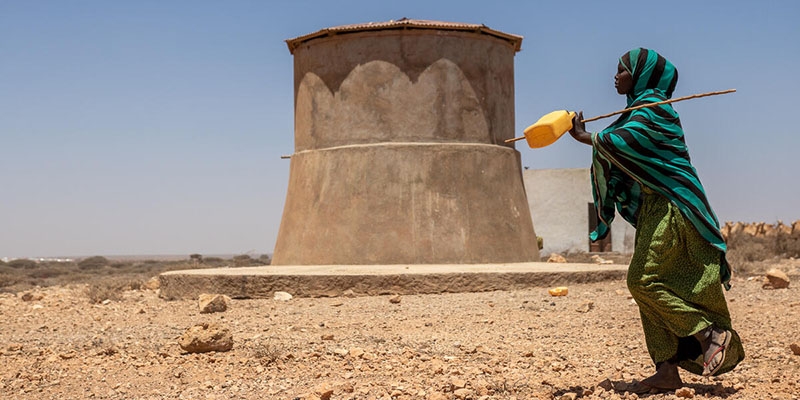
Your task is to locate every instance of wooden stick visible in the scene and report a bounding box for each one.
[505,89,736,144]
[581,89,736,122]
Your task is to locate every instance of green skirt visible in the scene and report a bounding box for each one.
[627,190,744,376]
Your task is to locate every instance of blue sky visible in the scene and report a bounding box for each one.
[2,1,798,258]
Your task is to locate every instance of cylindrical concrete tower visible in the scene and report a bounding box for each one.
[273,19,539,265]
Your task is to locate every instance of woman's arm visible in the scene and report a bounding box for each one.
[568,111,593,146]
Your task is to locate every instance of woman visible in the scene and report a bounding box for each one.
[568,48,744,392]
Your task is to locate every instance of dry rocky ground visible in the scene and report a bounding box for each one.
[1,260,799,400]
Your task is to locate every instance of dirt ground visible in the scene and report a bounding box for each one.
[1,260,798,400]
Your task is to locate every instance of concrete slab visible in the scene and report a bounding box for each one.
[158,262,628,300]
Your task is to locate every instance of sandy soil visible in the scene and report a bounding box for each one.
[1,261,799,400]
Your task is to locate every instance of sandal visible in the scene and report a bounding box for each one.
[702,329,732,376]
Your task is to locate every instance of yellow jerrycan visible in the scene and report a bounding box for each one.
[522,110,576,148]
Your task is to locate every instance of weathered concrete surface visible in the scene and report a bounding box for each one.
[523,168,636,255]
[273,22,539,266]
[158,262,628,300]
[273,143,538,265]
[290,31,518,148]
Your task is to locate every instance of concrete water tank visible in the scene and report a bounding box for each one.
[273,19,539,265]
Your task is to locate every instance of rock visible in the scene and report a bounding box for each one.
[315,384,334,400]
[348,347,365,358]
[675,387,695,398]
[450,378,467,389]
[611,381,628,392]
[559,393,578,400]
[20,292,44,302]
[198,294,231,314]
[427,393,448,400]
[178,323,233,353]
[321,334,334,341]
[143,276,160,290]
[333,348,348,357]
[453,388,473,399]
[273,291,293,301]
[576,301,594,313]
[547,253,567,263]
[342,289,356,298]
[522,348,535,357]
[764,269,790,289]
[548,287,568,296]
[389,295,401,304]
[340,382,354,393]
[591,254,613,264]
[790,343,800,355]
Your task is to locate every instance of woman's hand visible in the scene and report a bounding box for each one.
[568,111,593,146]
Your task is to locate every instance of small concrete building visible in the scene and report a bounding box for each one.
[523,168,635,256]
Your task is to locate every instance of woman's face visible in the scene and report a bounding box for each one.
[615,62,633,95]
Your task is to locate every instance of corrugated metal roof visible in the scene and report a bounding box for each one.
[286,18,523,54]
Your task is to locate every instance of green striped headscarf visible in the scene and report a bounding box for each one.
[590,48,731,287]
[620,47,679,107]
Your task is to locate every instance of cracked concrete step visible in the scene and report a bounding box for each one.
[158,262,628,300]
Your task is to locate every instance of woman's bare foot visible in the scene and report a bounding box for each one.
[641,361,683,389]
[628,361,683,393]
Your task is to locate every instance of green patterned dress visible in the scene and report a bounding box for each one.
[629,188,744,374]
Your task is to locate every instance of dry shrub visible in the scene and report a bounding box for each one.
[252,338,284,366]
[24,265,68,279]
[84,278,142,304]
[775,233,800,258]
[233,254,255,267]
[725,234,763,276]
[8,259,38,269]
[487,378,530,395]
[0,256,261,294]
[159,262,205,272]
[78,256,110,270]
[724,228,800,275]
[110,261,133,269]
[89,337,118,356]
[0,266,23,290]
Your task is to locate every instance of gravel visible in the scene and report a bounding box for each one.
[1,261,798,400]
